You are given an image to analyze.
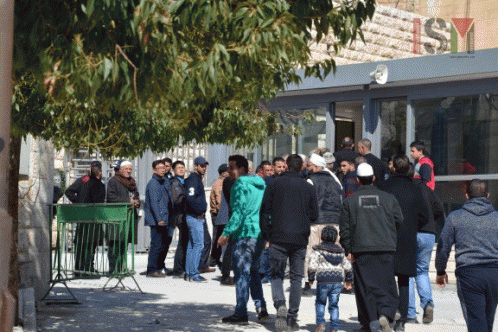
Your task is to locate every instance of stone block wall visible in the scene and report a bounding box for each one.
[309,3,450,65]
[18,139,54,301]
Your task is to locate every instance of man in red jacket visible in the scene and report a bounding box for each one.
[410,141,435,190]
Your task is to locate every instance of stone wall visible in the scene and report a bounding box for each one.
[309,3,449,65]
[18,139,54,301]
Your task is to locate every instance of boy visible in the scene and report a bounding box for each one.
[308,226,353,332]
[410,141,435,190]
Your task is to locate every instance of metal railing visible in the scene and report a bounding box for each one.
[42,203,142,304]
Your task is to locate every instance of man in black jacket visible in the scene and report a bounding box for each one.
[340,163,404,332]
[357,138,388,186]
[260,154,318,332]
[380,155,429,331]
[167,160,189,277]
[184,156,210,282]
[333,137,360,172]
[302,153,343,295]
[65,161,105,276]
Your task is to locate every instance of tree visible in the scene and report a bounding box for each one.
[14,0,375,156]
[10,0,375,308]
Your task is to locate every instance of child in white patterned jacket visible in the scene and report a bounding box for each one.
[308,226,353,332]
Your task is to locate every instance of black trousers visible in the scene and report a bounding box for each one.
[353,252,398,328]
[146,226,172,274]
[397,274,410,321]
[221,235,234,278]
[456,265,498,332]
[269,243,307,319]
[199,221,212,269]
[172,219,189,273]
[210,223,225,266]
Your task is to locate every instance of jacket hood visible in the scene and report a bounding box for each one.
[463,197,496,216]
[313,242,344,254]
[238,174,266,190]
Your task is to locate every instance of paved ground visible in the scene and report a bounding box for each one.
[36,253,485,332]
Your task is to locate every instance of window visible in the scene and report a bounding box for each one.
[413,94,498,175]
[380,99,407,161]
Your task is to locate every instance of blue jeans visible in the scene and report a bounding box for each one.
[185,215,205,278]
[233,237,267,317]
[259,248,271,280]
[408,232,435,318]
[316,283,343,330]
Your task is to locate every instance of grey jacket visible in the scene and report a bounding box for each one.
[436,197,498,274]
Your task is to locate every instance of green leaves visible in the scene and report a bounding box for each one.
[13,0,375,158]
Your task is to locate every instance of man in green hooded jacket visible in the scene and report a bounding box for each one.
[218,155,269,325]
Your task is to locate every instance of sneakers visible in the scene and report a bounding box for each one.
[275,304,287,332]
[423,303,434,324]
[256,308,269,321]
[315,324,326,332]
[221,314,248,325]
[220,276,235,286]
[187,275,207,283]
[287,316,299,331]
[146,271,166,278]
[368,315,393,332]
[405,317,419,324]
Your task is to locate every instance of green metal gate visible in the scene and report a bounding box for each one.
[42,203,142,303]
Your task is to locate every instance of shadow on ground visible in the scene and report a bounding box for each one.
[37,286,277,332]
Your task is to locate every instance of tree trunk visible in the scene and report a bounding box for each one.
[7,134,21,324]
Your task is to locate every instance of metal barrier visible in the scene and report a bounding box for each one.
[42,203,142,304]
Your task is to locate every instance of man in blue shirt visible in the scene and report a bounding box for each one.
[144,160,173,277]
[184,156,209,282]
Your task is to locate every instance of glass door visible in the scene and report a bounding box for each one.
[334,101,363,152]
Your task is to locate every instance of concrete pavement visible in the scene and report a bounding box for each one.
[36,253,484,332]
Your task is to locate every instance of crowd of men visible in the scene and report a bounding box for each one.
[65,137,498,332]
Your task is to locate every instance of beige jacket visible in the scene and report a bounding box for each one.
[210,177,224,215]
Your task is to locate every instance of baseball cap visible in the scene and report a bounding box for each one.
[357,163,374,177]
[194,156,209,166]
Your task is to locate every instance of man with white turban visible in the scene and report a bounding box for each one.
[302,153,345,295]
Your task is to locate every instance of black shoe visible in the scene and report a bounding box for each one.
[146,271,166,278]
[405,318,419,324]
[167,270,184,277]
[422,303,434,324]
[302,282,313,296]
[275,304,287,332]
[220,276,235,286]
[256,307,269,321]
[393,320,405,332]
[287,316,299,331]
[221,314,248,325]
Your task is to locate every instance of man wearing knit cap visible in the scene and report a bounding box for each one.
[303,154,344,295]
[340,163,403,332]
